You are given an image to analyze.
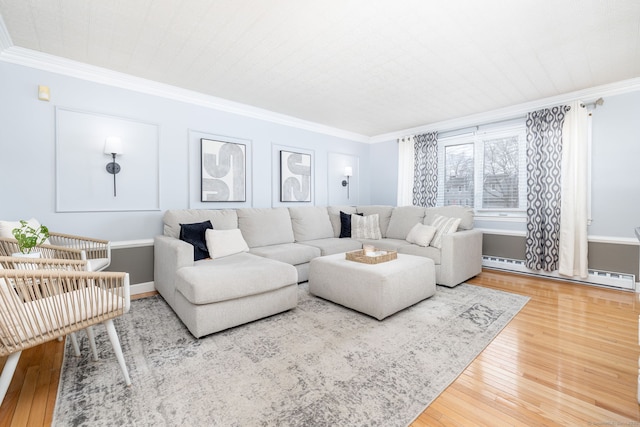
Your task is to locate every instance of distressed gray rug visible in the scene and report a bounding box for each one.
[53,283,528,427]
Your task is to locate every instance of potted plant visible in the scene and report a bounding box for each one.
[11,220,50,257]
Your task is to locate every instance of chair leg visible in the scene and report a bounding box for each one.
[85,326,99,361]
[104,319,131,386]
[0,352,22,404]
[69,333,81,357]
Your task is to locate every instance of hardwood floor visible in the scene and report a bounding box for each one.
[414,270,640,426]
[1,272,639,426]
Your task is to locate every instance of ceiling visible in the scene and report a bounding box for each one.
[0,0,639,138]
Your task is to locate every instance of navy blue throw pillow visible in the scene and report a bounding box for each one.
[179,220,213,261]
[339,211,363,238]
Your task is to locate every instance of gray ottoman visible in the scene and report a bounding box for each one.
[308,253,436,320]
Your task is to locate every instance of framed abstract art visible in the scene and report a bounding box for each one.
[201,139,246,202]
[280,150,311,202]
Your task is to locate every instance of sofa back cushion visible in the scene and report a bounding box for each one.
[385,206,426,239]
[288,207,334,242]
[163,209,238,238]
[237,208,294,248]
[424,206,474,230]
[356,205,394,238]
[327,206,356,237]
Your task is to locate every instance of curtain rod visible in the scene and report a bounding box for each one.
[581,97,604,109]
[400,97,605,141]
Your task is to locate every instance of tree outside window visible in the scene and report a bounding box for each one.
[482,137,519,208]
[444,144,474,206]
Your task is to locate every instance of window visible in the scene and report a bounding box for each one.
[482,136,519,209]
[443,144,474,206]
[438,124,527,216]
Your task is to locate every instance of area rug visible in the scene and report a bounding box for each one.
[52,283,528,426]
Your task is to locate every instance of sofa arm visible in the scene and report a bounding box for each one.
[439,229,483,287]
[154,235,194,308]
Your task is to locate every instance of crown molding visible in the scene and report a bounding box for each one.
[369,77,640,143]
[0,14,12,51]
[2,33,639,146]
[0,46,370,143]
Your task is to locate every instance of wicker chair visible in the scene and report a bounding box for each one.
[0,231,111,271]
[0,257,103,360]
[0,257,131,404]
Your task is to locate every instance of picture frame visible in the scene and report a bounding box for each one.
[201,139,246,202]
[280,150,312,202]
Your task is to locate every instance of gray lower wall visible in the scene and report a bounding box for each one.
[106,246,155,285]
[113,234,639,287]
[483,233,640,279]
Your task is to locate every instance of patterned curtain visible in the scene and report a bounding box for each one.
[413,132,438,207]
[525,106,570,271]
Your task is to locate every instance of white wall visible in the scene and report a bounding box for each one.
[590,91,640,238]
[3,58,637,243]
[0,61,370,241]
[369,140,397,205]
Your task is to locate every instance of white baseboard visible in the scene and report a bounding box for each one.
[482,256,637,291]
[131,281,155,295]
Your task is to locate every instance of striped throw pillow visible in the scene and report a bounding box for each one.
[351,214,382,240]
[430,214,461,248]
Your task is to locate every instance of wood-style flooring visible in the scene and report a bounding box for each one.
[1,271,639,426]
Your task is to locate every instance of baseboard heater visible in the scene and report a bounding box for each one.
[482,256,636,291]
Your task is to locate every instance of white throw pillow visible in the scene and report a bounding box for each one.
[429,214,462,249]
[205,228,249,259]
[0,218,50,244]
[0,221,18,238]
[406,223,437,247]
[351,214,382,240]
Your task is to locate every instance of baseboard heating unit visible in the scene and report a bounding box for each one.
[482,256,636,291]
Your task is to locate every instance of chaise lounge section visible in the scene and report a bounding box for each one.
[154,209,298,338]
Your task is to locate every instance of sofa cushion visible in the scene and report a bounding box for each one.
[358,238,412,252]
[205,228,249,259]
[298,238,362,256]
[356,205,394,237]
[176,253,297,305]
[249,243,320,266]
[237,208,294,248]
[328,206,356,237]
[352,214,382,240]
[398,244,442,265]
[179,220,213,261]
[164,209,238,238]
[424,206,474,231]
[430,215,462,249]
[385,206,426,239]
[406,223,437,247]
[288,206,334,242]
[339,211,363,238]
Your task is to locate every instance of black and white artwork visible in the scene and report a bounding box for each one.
[280,150,311,202]
[201,139,246,202]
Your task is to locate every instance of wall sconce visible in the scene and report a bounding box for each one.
[342,166,353,199]
[104,137,123,197]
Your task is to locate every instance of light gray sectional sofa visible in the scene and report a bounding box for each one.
[154,205,482,338]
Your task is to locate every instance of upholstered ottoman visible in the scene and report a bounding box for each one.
[308,252,436,320]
